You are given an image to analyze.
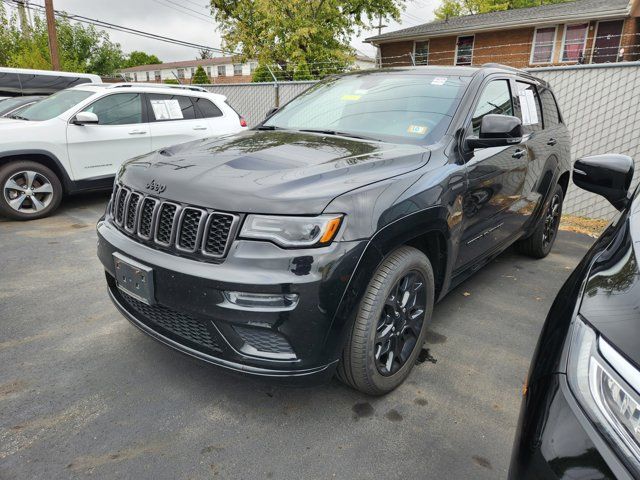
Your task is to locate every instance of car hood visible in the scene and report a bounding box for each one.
[118,130,429,214]
[579,205,640,368]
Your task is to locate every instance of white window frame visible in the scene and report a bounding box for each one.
[560,22,590,63]
[154,70,161,81]
[412,40,429,65]
[233,63,243,76]
[590,19,625,63]
[177,68,185,79]
[217,65,226,77]
[455,35,475,66]
[529,25,558,65]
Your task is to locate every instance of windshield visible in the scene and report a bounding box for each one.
[16,89,94,121]
[264,73,469,144]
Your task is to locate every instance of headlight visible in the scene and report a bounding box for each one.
[568,316,640,473]
[239,214,343,247]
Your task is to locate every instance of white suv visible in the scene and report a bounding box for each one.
[0,83,248,220]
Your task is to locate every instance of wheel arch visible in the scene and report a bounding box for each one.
[0,150,72,193]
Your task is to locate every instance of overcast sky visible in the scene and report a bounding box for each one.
[9,0,440,62]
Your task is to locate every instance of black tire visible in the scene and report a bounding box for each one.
[0,160,63,220]
[337,246,435,396]
[515,183,564,259]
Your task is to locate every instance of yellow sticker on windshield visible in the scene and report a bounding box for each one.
[341,94,361,101]
[407,125,428,135]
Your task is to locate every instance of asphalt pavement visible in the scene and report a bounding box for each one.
[0,192,595,479]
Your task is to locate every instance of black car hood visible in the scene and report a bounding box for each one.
[579,205,640,368]
[119,130,429,214]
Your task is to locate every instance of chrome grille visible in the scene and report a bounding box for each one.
[109,184,238,262]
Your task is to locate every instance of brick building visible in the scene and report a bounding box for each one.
[119,57,258,84]
[366,0,640,69]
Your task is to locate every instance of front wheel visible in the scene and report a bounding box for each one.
[515,183,564,258]
[337,246,435,395]
[0,161,63,220]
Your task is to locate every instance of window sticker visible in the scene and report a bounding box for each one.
[354,89,368,95]
[341,94,361,101]
[407,125,428,135]
[150,99,184,120]
[431,77,447,86]
[519,89,539,125]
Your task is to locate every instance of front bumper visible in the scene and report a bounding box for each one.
[509,373,633,479]
[97,219,367,383]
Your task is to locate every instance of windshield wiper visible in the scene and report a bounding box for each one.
[256,125,280,130]
[298,129,379,142]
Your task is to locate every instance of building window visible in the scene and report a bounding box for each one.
[561,23,588,62]
[250,62,257,73]
[414,41,429,65]
[531,26,557,64]
[206,66,212,77]
[145,72,150,81]
[233,64,243,76]
[455,35,474,66]
[154,71,161,81]
[133,72,138,82]
[217,65,226,76]
[190,67,195,77]
[177,68,185,79]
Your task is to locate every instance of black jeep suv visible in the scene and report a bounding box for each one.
[97,66,571,395]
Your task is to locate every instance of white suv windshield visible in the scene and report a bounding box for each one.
[14,89,94,121]
[264,73,469,144]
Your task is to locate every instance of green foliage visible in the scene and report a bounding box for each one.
[123,51,162,69]
[251,64,273,82]
[163,79,180,84]
[293,62,313,81]
[0,4,161,75]
[210,0,405,79]
[191,65,209,84]
[435,0,572,19]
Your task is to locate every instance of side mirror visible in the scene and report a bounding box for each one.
[573,154,634,211]
[466,114,523,149]
[73,111,99,125]
[265,107,278,120]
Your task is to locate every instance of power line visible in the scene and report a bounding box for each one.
[1,0,234,55]
[151,0,215,24]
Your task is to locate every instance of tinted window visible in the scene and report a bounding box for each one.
[147,94,196,121]
[539,88,561,126]
[0,72,22,97]
[18,74,91,95]
[193,97,222,118]
[515,81,543,133]
[264,73,469,145]
[82,93,143,125]
[19,89,93,121]
[471,80,513,136]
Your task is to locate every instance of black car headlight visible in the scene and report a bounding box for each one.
[239,214,343,247]
[568,316,640,472]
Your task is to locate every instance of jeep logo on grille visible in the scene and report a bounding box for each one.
[146,179,166,193]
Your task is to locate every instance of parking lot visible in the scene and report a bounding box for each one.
[0,193,594,480]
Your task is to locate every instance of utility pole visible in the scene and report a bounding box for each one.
[44,0,60,71]
[375,14,387,68]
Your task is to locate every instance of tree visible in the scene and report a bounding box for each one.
[251,64,273,82]
[209,0,405,79]
[435,0,572,19]
[198,48,213,59]
[123,51,162,69]
[191,65,209,84]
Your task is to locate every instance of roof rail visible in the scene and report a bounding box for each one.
[481,63,524,73]
[108,82,209,93]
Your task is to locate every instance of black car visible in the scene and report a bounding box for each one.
[509,154,639,478]
[97,65,571,395]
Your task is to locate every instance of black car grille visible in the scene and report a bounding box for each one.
[110,184,238,261]
[234,325,294,355]
[117,287,222,353]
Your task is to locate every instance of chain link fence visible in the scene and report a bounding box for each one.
[199,62,640,220]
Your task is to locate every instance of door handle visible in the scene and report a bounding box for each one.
[512,149,526,159]
[193,125,208,130]
[128,129,147,135]
[547,138,557,146]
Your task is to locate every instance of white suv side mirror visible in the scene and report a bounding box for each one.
[73,111,99,125]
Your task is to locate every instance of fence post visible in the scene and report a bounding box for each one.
[265,65,280,108]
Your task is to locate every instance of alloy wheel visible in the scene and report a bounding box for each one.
[374,270,427,376]
[3,170,54,214]
[542,193,561,248]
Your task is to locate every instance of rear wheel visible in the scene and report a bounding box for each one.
[0,161,63,220]
[516,183,563,258]
[337,246,434,395]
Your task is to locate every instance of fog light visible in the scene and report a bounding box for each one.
[222,291,299,311]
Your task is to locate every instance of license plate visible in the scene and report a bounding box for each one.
[113,252,155,305]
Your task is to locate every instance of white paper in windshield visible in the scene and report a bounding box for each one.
[519,89,539,125]
[150,99,183,120]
